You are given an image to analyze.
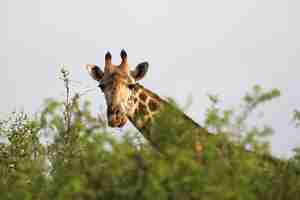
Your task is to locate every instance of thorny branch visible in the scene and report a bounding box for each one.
[60,66,71,134]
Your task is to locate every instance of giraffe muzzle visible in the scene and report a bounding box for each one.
[107,106,128,128]
[108,115,127,128]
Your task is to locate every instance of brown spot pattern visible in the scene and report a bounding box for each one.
[138,103,149,116]
[148,100,159,111]
[139,92,148,102]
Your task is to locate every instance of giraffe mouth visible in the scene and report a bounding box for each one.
[108,116,128,128]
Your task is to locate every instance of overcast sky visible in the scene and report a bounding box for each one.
[2,0,300,157]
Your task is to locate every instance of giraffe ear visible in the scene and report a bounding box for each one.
[131,62,149,81]
[86,64,104,81]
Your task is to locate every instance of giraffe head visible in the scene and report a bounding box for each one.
[86,50,149,128]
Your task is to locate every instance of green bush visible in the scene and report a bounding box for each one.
[0,80,299,199]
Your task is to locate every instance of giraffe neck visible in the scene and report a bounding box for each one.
[125,84,280,165]
[126,83,163,131]
[126,83,210,154]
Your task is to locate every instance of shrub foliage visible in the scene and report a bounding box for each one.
[0,82,299,200]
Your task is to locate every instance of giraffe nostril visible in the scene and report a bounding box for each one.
[109,106,123,119]
[115,105,124,115]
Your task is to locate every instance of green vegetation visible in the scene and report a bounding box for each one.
[0,71,299,199]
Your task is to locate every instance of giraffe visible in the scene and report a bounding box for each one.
[86,50,211,158]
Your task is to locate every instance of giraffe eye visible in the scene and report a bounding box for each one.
[99,83,106,91]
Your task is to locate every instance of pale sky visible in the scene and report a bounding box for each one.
[1,0,300,157]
